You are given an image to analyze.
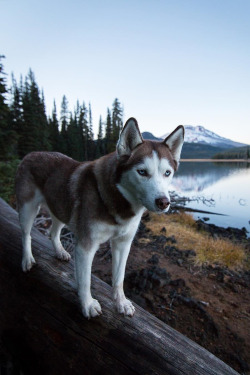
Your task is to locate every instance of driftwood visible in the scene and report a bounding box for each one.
[0,198,239,375]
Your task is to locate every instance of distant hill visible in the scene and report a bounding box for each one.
[181,143,225,159]
[212,145,250,160]
[142,126,248,159]
[161,125,246,149]
[142,131,227,159]
[142,132,162,141]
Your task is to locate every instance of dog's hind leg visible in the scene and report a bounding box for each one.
[19,198,40,272]
[50,214,71,261]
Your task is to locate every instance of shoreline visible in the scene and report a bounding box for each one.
[171,207,250,239]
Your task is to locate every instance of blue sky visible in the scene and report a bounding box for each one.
[1,0,250,143]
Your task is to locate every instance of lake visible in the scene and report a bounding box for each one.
[170,161,250,235]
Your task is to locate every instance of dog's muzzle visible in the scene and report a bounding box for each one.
[155,197,170,211]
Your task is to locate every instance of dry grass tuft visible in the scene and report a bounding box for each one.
[145,212,247,270]
[194,237,246,269]
[138,237,151,245]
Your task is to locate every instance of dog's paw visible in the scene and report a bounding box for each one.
[116,299,135,317]
[22,255,36,272]
[82,299,102,319]
[56,248,71,261]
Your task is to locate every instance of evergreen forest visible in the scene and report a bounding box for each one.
[0,56,124,202]
[212,146,250,160]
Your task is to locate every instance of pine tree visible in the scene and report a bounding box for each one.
[19,70,51,157]
[78,102,89,160]
[19,75,36,156]
[96,115,104,157]
[59,95,69,154]
[0,56,16,160]
[0,56,17,160]
[9,74,23,152]
[112,98,123,142]
[88,102,94,141]
[67,112,80,159]
[105,108,114,153]
[87,102,96,159]
[48,100,60,151]
[98,115,103,140]
[39,90,51,151]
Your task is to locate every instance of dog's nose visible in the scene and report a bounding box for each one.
[155,197,170,210]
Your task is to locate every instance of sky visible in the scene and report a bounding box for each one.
[1,0,250,143]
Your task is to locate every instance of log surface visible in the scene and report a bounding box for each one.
[0,198,239,375]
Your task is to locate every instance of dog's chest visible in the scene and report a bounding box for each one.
[93,210,143,244]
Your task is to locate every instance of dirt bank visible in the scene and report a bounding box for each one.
[92,215,250,375]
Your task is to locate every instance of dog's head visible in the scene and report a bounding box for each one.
[116,118,184,213]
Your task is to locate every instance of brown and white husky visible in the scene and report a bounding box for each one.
[15,118,184,319]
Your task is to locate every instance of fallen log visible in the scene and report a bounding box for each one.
[0,198,239,375]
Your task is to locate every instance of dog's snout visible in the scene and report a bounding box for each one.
[155,197,170,210]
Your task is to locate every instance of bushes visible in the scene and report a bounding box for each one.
[0,159,19,204]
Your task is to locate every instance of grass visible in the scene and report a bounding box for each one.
[145,212,248,270]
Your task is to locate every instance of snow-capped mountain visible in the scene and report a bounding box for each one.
[160,125,246,149]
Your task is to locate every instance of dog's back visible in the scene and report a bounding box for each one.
[16,151,80,223]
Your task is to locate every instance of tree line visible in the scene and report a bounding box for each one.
[213,146,250,160]
[0,55,124,162]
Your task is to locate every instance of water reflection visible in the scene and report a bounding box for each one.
[170,162,250,234]
[173,162,249,192]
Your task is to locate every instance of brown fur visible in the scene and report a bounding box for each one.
[16,140,177,233]
[16,152,80,223]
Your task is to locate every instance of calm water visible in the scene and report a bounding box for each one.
[170,161,250,235]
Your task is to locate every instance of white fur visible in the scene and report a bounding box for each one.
[74,211,143,318]
[19,189,43,271]
[75,242,101,318]
[117,151,174,213]
[19,188,71,271]
[50,213,71,261]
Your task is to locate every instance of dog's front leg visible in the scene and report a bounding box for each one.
[75,242,102,319]
[111,235,135,317]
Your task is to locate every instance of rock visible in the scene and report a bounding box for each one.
[183,249,196,257]
[170,278,186,288]
[196,219,248,240]
[125,266,171,292]
[153,235,168,244]
[166,235,177,244]
[136,221,150,236]
[164,245,180,257]
[216,271,224,283]
[177,259,183,266]
[148,254,159,265]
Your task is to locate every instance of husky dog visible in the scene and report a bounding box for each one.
[15,118,184,319]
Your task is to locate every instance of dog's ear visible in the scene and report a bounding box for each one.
[117,118,143,158]
[163,125,185,167]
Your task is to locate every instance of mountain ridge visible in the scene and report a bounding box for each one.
[141,126,249,159]
[142,125,246,149]
[160,125,246,149]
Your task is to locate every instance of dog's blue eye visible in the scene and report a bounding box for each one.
[137,169,148,177]
[165,170,171,177]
